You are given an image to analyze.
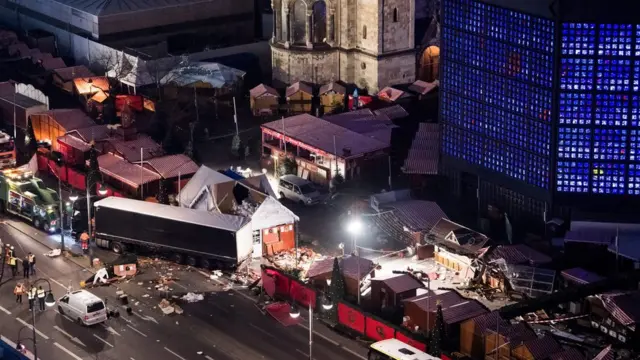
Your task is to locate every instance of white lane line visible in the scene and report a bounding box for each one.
[93,334,114,348]
[205,356,215,360]
[53,325,86,347]
[48,277,69,290]
[249,323,276,339]
[164,347,187,360]
[16,318,50,340]
[100,323,122,336]
[54,309,74,322]
[120,315,133,323]
[173,282,188,290]
[126,324,147,337]
[132,312,146,320]
[54,342,83,360]
[295,349,315,359]
[1,335,35,360]
[0,305,11,315]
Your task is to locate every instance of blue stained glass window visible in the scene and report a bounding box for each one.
[507,11,531,48]
[636,25,640,56]
[629,164,640,195]
[594,94,629,126]
[591,163,626,194]
[486,5,508,42]
[484,106,506,141]
[598,24,633,56]
[632,96,640,127]
[561,23,596,56]
[441,92,462,127]
[630,130,640,161]
[633,61,640,92]
[505,79,528,116]
[596,59,631,92]
[442,62,463,95]
[530,52,553,87]
[529,120,551,156]
[529,155,549,188]
[560,58,594,91]
[465,1,485,34]
[593,128,628,161]
[442,124,461,158]
[461,99,485,133]
[531,17,554,53]
[558,127,591,160]
[486,39,529,81]
[462,131,483,165]
[504,112,526,148]
[529,88,552,121]
[556,161,589,192]
[559,93,592,125]
[484,73,506,107]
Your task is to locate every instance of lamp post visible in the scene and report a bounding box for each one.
[69,193,78,237]
[290,296,333,360]
[29,278,56,360]
[347,218,362,305]
[86,179,107,265]
[338,243,344,257]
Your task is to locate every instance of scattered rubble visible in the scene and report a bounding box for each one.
[46,248,62,257]
[181,293,204,303]
[265,247,321,276]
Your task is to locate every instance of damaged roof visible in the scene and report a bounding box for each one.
[488,244,552,266]
[598,292,640,330]
[371,274,424,294]
[306,255,374,281]
[428,218,489,254]
[374,200,447,245]
[403,291,488,325]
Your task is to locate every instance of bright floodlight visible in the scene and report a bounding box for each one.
[347,219,363,234]
[262,168,267,174]
[322,296,333,311]
[69,194,79,202]
[98,184,108,196]
[289,304,300,319]
[338,243,344,249]
[44,292,56,307]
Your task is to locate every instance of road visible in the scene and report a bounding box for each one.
[0,218,369,360]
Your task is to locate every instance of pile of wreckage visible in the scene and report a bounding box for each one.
[265,246,322,277]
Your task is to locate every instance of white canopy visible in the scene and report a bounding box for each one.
[251,196,299,230]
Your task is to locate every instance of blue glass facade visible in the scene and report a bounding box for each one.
[557,24,640,194]
[441,0,554,189]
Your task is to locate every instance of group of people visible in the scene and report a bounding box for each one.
[4,244,36,278]
[13,282,47,311]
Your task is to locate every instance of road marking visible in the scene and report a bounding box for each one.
[48,277,69,290]
[249,323,276,339]
[54,342,83,360]
[54,309,74,322]
[1,335,35,360]
[53,325,86,347]
[16,318,50,340]
[205,356,215,360]
[100,323,122,336]
[132,311,159,324]
[132,312,146,320]
[0,305,11,315]
[174,282,188,290]
[120,315,133,323]
[93,334,114,347]
[126,324,147,337]
[295,349,315,359]
[164,347,187,360]
[297,324,338,345]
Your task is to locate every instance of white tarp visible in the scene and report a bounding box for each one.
[251,196,298,230]
[15,83,49,108]
[178,165,233,208]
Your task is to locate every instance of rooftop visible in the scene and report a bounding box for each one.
[428,218,490,254]
[68,125,113,143]
[33,109,95,131]
[561,267,605,285]
[97,153,162,188]
[372,274,424,294]
[407,80,438,96]
[598,291,640,329]
[374,199,448,245]
[377,87,410,102]
[57,134,92,152]
[319,82,346,95]
[262,114,389,158]
[522,335,563,360]
[488,244,552,266]
[43,0,222,17]
[142,154,199,179]
[41,57,66,71]
[160,62,246,88]
[178,165,234,208]
[402,123,440,175]
[306,255,374,280]
[94,197,249,232]
[403,290,489,325]
[73,77,110,94]
[323,108,398,145]
[108,135,163,162]
[286,82,313,97]
[0,91,46,109]
[470,311,537,343]
[53,66,95,82]
[250,84,279,98]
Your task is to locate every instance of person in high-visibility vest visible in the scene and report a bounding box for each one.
[36,286,45,311]
[27,285,36,310]
[28,252,36,275]
[8,255,17,277]
[14,282,25,304]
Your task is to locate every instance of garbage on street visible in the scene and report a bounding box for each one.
[181,292,204,303]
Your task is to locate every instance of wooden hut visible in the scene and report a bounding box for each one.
[319,82,346,114]
[30,109,95,150]
[249,84,279,116]
[286,82,313,114]
[52,66,95,93]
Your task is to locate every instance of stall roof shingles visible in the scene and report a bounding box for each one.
[561,267,605,285]
[404,291,488,325]
[35,109,95,131]
[372,274,423,294]
[48,0,222,16]
[403,123,440,175]
[41,57,66,70]
[373,105,409,120]
[250,84,279,98]
[408,80,438,95]
[262,114,388,158]
[306,256,373,281]
[319,82,346,95]
[53,65,95,81]
[57,134,92,152]
[429,218,489,253]
[286,82,313,97]
[548,348,585,360]
[489,244,552,266]
[523,335,562,360]
[470,311,536,343]
[73,76,110,94]
[599,292,640,328]
[144,154,199,179]
[97,153,161,188]
[69,125,112,143]
[592,345,614,360]
[108,135,163,162]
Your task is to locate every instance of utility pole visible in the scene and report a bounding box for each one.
[58,174,65,252]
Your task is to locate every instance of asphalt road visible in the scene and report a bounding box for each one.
[0,218,369,360]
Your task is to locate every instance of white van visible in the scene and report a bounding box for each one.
[278,175,322,205]
[58,290,108,326]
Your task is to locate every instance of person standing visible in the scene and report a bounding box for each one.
[14,282,24,304]
[22,256,30,279]
[28,285,35,310]
[9,255,17,277]
[28,252,36,275]
[37,286,45,311]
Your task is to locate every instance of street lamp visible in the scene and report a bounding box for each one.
[69,193,78,238]
[338,243,345,257]
[86,178,107,264]
[29,278,55,360]
[346,218,363,305]
[290,296,333,360]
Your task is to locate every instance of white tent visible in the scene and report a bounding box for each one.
[178,165,233,209]
[160,62,246,88]
[251,196,299,230]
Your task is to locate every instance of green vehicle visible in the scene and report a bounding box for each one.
[0,168,61,233]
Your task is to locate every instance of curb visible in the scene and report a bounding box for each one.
[5,222,96,274]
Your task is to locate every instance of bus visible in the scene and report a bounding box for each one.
[368,339,440,360]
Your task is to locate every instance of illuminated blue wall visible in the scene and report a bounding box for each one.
[557,24,640,195]
[441,0,555,189]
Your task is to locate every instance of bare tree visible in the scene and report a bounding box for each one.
[89,47,135,90]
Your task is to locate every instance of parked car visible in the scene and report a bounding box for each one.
[278,174,322,205]
[57,290,107,326]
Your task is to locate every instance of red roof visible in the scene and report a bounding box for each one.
[489,244,552,266]
[592,345,614,360]
[286,82,313,97]
[372,274,424,294]
[403,291,488,325]
[599,292,640,329]
[57,134,92,152]
[143,154,199,179]
[250,83,279,98]
[523,335,562,360]
[33,109,95,132]
[53,66,95,81]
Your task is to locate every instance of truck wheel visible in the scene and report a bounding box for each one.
[34,218,42,229]
[172,253,184,264]
[112,242,125,254]
[279,192,285,200]
[186,256,197,267]
[43,222,50,233]
[201,259,212,269]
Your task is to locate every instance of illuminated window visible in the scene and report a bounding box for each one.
[486,5,508,42]
[556,161,589,192]
[529,155,549,188]
[598,24,633,57]
[628,164,640,195]
[560,58,594,91]
[530,52,553,87]
[561,23,596,56]
[632,96,640,127]
[461,99,485,134]
[442,124,461,158]
[558,127,591,160]
[462,131,483,165]
[529,88,552,121]
[630,130,640,161]
[636,25,640,56]
[633,61,640,92]
[530,120,551,156]
[559,93,592,125]
[596,59,631,92]
[593,128,627,161]
[484,106,506,141]
[465,1,486,34]
[594,94,629,126]
[441,92,463,127]
[591,163,626,194]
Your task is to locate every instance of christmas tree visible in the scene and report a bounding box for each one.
[86,145,100,195]
[157,179,170,204]
[324,257,345,322]
[428,301,445,357]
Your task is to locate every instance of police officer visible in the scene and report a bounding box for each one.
[28,285,36,310]
[8,255,17,277]
[14,282,24,304]
[37,286,46,311]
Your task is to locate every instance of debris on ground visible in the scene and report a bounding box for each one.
[181,292,204,303]
[159,299,175,314]
[46,249,62,257]
[265,247,321,275]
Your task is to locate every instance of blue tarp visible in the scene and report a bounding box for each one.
[0,337,29,360]
[220,169,245,180]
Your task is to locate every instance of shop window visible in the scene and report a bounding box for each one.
[253,230,261,245]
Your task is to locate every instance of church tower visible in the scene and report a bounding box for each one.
[270,0,416,93]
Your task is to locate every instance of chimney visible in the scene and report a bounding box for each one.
[342,147,351,157]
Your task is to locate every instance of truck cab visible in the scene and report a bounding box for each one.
[0,131,16,169]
